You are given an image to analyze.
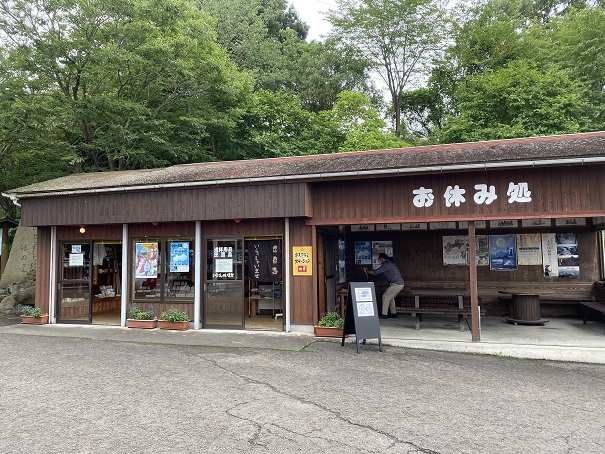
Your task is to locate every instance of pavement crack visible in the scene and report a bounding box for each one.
[184,349,438,452]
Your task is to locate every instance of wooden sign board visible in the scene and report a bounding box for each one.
[342,282,382,353]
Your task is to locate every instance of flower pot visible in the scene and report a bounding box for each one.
[21,315,49,325]
[127,318,157,329]
[314,326,344,338]
[159,320,189,331]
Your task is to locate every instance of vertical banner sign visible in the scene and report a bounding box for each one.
[293,246,312,276]
[541,233,558,278]
[248,240,282,281]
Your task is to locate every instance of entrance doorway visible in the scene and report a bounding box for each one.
[57,241,122,324]
[204,238,245,329]
[203,237,284,330]
[244,238,283,330]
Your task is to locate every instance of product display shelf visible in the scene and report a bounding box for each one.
[249,281,283,318]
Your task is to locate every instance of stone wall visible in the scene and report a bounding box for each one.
[0,226,37,308]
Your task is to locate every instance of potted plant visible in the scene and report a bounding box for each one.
[127,303,157,329]
[21,306,49,325]
[314,311,344,337]
[159,306,190,330]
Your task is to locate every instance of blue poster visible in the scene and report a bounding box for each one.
[170,242,190,273]
[489,234,517,270]
[354,241,372,265]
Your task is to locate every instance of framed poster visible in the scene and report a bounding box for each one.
[354,241,372,265]
[135,242,159,278]
[517,234,542,265]
[442,236,468,265]
[556,233,579,278]
[475,235,489,266]
[489,234,517,270]
[169,242,190,272]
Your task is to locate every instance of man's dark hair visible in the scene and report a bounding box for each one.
[378,253,389,260]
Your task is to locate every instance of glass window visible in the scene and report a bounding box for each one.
[132,238,195,303]
[165,239,195,301]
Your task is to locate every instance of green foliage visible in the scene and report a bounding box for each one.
[327,0,448,132]
[330,91,411,152]
[0,0,253,178]
[129,304,155,320]
[318,311,344,328]
[21,306,42,318]
[160,306,189,322]
[437,61,592,143]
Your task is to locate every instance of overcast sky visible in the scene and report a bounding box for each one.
[288,0,335,41]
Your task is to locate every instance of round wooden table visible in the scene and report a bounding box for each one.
[498,290,553,325]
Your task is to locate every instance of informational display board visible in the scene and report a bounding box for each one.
[341,282,382,353]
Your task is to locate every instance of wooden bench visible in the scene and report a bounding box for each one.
[396,290,484,331]
[579,301,605,329]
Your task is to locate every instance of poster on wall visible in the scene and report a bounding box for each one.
[354,241,372,265]
[442,235,468,265]
[556,233,579,278]
[476,235,489,266]
[517,233,542,265]
[293,246,312,276]
[169,242,190,272]
[541,233,558,277]
[489,234,517,270]
[135,242,159,278]
[371,241,393,269]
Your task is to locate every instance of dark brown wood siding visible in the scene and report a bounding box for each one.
[288,219,316,325]
[311,166,605,224]
[35,227,51,314]
[20,183,310,227]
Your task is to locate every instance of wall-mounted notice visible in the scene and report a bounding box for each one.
[517,233,542,265]
[430,222,456,230]
[401,223,427,230]
[351,225,375,231]
[490,220,517,228]
[522,219,551,227]
[293,246,312,276]
[442,235,468,265]
[555,218,586,226]
[376,224,401,231]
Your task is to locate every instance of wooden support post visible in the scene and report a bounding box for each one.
[468,221,480,341]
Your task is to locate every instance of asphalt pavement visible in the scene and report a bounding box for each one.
[1,316,605,453]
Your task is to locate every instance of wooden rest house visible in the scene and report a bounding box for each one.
[4,131,605,341]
